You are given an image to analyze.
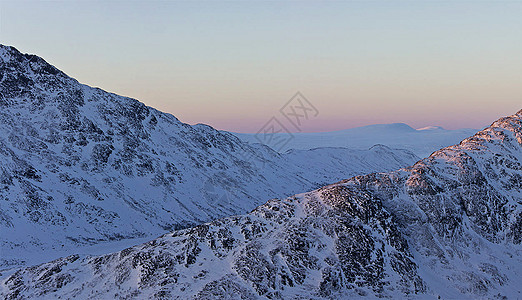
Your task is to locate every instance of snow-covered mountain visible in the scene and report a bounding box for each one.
[0,45,420,268]
[234,123,479,157]
[2,109,520,299]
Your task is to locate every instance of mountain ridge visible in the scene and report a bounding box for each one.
[0,44,420,268]
[2,109,520,299]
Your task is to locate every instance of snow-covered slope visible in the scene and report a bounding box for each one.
[234,123,479,157]
[0,45,420,268]
[3,110,520,299]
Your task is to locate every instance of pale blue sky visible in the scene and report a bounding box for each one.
[1,1,521,132]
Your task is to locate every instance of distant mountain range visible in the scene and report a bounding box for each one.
[2,108,520,299]
[234,123,480,157]
[0,45,419,268]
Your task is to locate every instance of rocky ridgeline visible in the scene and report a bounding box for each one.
[1,110,521,299]
[0,188,425,299]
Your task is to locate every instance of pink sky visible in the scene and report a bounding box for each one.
[3,1,520,133]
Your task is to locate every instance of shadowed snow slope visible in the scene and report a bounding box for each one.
[0,45,419,268]
[1,109,521,299]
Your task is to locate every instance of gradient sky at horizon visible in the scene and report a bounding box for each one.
[0,1,521,132]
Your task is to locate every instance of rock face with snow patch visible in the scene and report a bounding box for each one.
[2,110,521,299]
[0,187,426,299]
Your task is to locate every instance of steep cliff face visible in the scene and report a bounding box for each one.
[0,45,419,268]
[2,110,520,299]
[343,109,522,297]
